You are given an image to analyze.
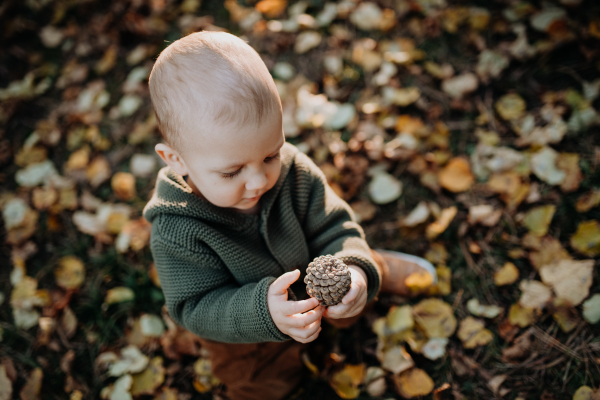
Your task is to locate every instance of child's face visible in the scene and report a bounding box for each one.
[181,110,285,212]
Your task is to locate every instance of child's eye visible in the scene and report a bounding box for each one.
[221,168,242,179]
[264,152,280,163]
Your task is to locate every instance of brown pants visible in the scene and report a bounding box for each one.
[198,251,386,400]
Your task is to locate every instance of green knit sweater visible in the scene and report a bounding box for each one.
[143,143,380,343]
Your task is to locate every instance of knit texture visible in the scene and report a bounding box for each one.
[144,143,381,343]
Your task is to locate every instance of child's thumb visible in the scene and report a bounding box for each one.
[270,270,300,295]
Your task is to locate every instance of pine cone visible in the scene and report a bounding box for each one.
[304,255,351,306]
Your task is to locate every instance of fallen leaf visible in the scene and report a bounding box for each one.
[572,386,599,400]
[502,328,533,362]
[466,299,503,319]
[495,93,527,120]
[382,87,421,106]
[401,201,430,227]
[20,368,43,400]
[494,262,519,286]
[582,294,600,324]
[530,146,566,185]
[380,345,414,374]
[575,189,600,213]
[551,300,580,333]
[294,31,321,54]
[112,172,137,201]
[529,236,571,270]
[476,50,509,83]
[522,205,556,236]
[139,314,165,338]
[557,153,582,192]
[540,259,594,306]
[105,345,149,377]
[420,338,448,360]
[0,365,12,400]
[519,280,552,309]
[438,158,474,193]
[426,206,457,240]
[368,171,402,204]
[86,156,112,188]
[255,0,287,18]
[441,73,478,99]
[130,357,165,396]
[457,316,494,348]
[508,303,538,328]
[468,205,502,226]
[54,256,86,290]
[428,265,452,296]
[15,160,58,187]
[105,287,135,305]
[329,364,365,399]
[413,298,457,338]
[394,368,434,398]
[570,220,600,256]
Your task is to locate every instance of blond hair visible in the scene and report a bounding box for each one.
[149,31,281,150]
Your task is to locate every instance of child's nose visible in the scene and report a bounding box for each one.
[246,171,267,191]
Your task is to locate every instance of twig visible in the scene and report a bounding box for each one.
[459,240,483,276]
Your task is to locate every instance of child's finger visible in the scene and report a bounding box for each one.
[284,297,319,315]
[341,282,359,305]
[289,320,321,341]
[269,270,300,296]
[290,306,323,327]
[323,302,350,319]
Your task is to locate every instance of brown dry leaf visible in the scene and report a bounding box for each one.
[494,262,519,286]
[112,172,137,201]
[329,364,365,399]
[522,205,556,236]
[7,207,39,246]
[457,316,494,348]
[495,93,526,120]
[153,387,179,400]
[426,207,457,240]
[350,200,377,223]
[54,256,86,290]
[540,259,594,306]
[570,220,600,256]
[0,365,12,400]
[394,368,434,398]
[255,0,287,18]
[413,298,457,338]
[130,357,165,396]
[441,73,478,99]
[486,172,528,209]
[61,306,77,339]
[508,303,538,328]
[20,368,43,400]
[502,328,533,362]
[529,236,571,270]
[575,189,600,212]
[65,146,90,172]
[557,153,582,192]
[15,146,48,167]
[115,218,152,253]
[438,158,474,193]
[519,280,552,309]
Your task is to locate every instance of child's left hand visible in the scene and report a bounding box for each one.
[323,265,367,319]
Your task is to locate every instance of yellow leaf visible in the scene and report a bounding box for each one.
[570,220,600,256]
[495,93,526,120]
[438,158,474,193]
[394,368,434,398]
[522,205,556,236]
[572,386,598,400]
[86,156,111,188]
[65,146,90,171]
[428,265,452,296]
[529,236,571,270]
[130,357,165,396]
[457,316,494,348]
[551,300,580,333]
[426,206,457,240]
[54,256,86,290]
[387,305,415,334]
[508,303,537,328]
[494,262,519,286]
[424,243,448,264]
[329,364,365,399]
[405,271,433,294]
[540,259,594,306]
[112,172,137,201]
[413,298,457,338]
[105,287,135,305]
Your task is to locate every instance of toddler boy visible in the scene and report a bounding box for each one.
[143,31,434,400]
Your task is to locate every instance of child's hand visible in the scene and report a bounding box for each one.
[323,265,367,320]
[268,270,324,343]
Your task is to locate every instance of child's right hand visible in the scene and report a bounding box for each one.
[268,270,324,343]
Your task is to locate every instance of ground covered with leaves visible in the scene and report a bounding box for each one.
[1,0,600,399]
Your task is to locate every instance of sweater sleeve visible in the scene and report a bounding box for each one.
[151,223,290,343]
[296,153,381,302]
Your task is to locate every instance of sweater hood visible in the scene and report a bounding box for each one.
[143,142,298,228]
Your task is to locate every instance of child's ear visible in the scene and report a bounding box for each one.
[155,143,189,176]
